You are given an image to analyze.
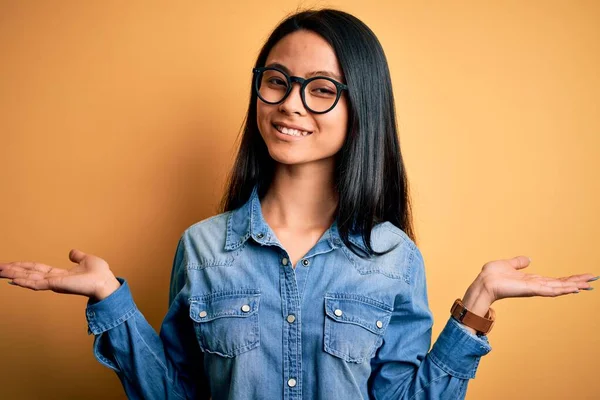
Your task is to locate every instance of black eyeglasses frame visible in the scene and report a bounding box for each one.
[252,66,348,114]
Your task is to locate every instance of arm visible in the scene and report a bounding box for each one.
[0,238,210,399]
[86,237,210,399]
[368,247,491,400]
[368,251,596,400]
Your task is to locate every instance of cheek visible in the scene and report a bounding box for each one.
[256,103,271,136]
[320,99,349,140]
[256,103,266,125]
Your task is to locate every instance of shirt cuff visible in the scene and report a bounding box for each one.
[86,278,138,335]
[429,316,493,379]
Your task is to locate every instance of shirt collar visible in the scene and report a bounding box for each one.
[224,186,346,252]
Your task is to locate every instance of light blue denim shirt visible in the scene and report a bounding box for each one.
[86,187,492,399]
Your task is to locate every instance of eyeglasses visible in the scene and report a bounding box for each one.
[252,67,348,114]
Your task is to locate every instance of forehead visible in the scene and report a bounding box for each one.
[266,30,342,77]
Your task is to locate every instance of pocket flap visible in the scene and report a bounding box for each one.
[324,295,392,334]
[190,291,260,323]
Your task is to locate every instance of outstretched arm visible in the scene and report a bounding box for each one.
[368,251,596,400]
[1,240,209,399]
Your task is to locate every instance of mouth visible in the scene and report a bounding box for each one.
[272,124,313,137]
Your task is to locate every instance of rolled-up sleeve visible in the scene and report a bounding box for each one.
[86,278,136,337]
[368,247,492,400]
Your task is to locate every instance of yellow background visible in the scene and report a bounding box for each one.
[1,1,598,399]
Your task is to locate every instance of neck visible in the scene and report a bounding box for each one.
[261,161,338,230]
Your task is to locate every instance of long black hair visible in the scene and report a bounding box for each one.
[220,8,416,255]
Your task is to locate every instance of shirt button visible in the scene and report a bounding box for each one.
[334,309,343,317]
[287,378,297,387]
[376,320,383,329]
[287,314,296,323]
[241,304,251,313]
[199,311,208,318]
[301,259,310,267]
[281,257,289,266]
[256,233,264,239]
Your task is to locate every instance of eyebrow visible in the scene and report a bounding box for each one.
[265,62,344,82]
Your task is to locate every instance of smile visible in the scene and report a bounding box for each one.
[273,124,312,137]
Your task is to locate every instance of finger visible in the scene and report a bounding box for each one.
[69,249,87,264]
[0,261,56,273]
[0,265,66,280]
[537,279,579,289]
[1,269,44,281]
[507,256,531,270]
[0,265,43,280]
[0,268,39,279]
[528,281,580,297]
[537,285,581,297]
[9,278,52,291]
[536,277,595,291]
[559,274,597,283]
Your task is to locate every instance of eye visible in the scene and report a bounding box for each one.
[306,78,337,97]
[314,87,336,95]
[309,86,336,97]
[267,77,287,87]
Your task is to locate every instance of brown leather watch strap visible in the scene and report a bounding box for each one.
[450,298,495,335]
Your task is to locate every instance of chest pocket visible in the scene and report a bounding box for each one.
[189,290,261,358]
[324,294,393,363]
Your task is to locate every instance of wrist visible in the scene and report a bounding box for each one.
[462,277,494,318]
[93,277,121,302]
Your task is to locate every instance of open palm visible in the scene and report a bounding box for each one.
[0,249,120,300]
[478,256,595,302]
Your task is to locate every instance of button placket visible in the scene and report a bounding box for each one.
[280,253,301,398]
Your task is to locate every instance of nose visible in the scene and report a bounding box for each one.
[278,82,307,116]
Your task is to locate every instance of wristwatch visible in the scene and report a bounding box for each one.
[450,298,495,335]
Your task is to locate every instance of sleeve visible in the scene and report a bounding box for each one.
[85,236,210,400]
[368,247,492,400]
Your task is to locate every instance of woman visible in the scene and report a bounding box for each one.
[0,9,596,400]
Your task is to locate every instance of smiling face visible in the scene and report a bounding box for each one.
[256,30,349,167]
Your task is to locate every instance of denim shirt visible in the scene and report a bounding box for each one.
[86,187,492,399]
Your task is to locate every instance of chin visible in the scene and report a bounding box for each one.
[267,150,308,166]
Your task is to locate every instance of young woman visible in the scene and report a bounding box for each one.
[1,9,596,400]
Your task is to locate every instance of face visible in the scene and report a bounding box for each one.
[256,30,349,167]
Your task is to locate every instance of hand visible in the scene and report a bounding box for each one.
[0,249,121,301]
[462,256,597,317]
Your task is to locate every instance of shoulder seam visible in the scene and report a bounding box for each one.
[184,211,231,234]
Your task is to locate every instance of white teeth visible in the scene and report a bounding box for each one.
[276,125,310,137]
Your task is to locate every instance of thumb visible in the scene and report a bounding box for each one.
[69,249,87,264]
[508,255,531,270]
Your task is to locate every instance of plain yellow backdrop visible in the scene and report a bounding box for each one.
[0,1,598,399]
